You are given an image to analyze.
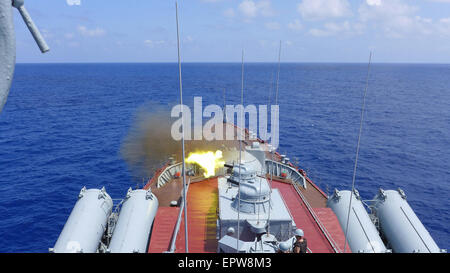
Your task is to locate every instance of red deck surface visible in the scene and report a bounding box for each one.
[174,178,218,253]
[314,208,351,253]
[148,207,180,253]
[148,178,218,253]
[272,181,336,253]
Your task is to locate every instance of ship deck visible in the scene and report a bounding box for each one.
[148,176,348,253]
[145,122,349,253]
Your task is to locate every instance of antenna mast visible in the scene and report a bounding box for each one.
[268,41,282,235]
[343,51,373,253]
[175,1,188,253]
[237,49,245,253]
[275,40,282,105]
[223,88,227,122]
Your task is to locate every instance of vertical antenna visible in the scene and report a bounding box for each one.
[269,42,281,236]
[223,88,227,122]
[237,49,244,253]
[175,1,188,253]
[275,40,282,105]
[343,51,373,253]
[267,71,274,236]
[268,71,274,106]
[257,71,271,226]
[268,42,281,236]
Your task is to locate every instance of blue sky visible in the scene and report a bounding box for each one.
[14,0,450,63]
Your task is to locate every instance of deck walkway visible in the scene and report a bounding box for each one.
[148,178,219,253]
[148,207,180,253]
[272,181,336,253]
[314,208,351,253]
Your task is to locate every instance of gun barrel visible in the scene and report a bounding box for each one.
[14,1,49,53]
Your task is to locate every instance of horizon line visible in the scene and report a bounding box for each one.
[15,61,450,65]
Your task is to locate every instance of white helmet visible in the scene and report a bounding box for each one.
[279,242,290,252]
[295,229,304,237]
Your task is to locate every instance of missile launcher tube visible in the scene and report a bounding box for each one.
[327,189,387,253]
[108,189,159,253]
[372,189,441,253]
[53,188,113,253]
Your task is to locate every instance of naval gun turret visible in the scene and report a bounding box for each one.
[217,147,299,253]
[229,164,271,234]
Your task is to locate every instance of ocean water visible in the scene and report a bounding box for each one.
[0,63,448,252]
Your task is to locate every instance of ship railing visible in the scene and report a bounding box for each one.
[156,162,200,188]
[291,180,343,253]
[157,162,182,188]
[265,159,307,189]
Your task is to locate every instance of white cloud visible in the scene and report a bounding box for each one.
[309,21,352,36]
[288,19,303,31]
[68,41,80,47]
[297,0,450,38]
[66,0,81,6]
[238,0,275,19]
[64,33,75,40]
[239,0,258,17]
[265,21,280,30]
[437,18,450,36]
[366,0,381,6]
[40,29,53,39]
[144,40,166,47]
[298,0,352,20]
[354,0,450,38]
[259,40,269,47]
[224,8,235,18]
[77,26,105,37]
[357,0,437,38]
[257,0,275,17]
[359,0,417,23]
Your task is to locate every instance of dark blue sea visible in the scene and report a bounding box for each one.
[0,63,448,252]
